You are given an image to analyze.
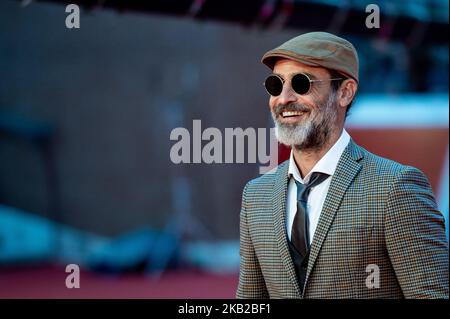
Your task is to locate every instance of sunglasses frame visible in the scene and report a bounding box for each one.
[263,73,343,96]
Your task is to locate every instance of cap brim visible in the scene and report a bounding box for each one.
[261,50,321,70]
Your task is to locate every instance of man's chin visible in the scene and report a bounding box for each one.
[275,120,304,130]
[274,127,307,148]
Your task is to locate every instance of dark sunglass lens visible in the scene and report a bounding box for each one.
[292,74,311,95]
[264,75,283,96]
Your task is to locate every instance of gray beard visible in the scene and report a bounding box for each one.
[272,91,338,151]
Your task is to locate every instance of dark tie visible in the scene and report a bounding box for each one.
[291,172,330,258]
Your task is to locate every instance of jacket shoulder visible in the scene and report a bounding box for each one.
[354,143,429,182]
[243,160,288,194]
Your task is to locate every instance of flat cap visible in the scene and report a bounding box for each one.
[261,31,359,82]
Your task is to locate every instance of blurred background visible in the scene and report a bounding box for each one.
[0,0,448,298]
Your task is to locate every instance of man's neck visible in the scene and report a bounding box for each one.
[292,128,343,178]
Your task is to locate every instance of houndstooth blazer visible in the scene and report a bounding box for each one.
[236,139,449,299]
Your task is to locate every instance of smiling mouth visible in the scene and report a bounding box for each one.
[280,110,308,118]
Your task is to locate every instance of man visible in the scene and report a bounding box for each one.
[236,32,448,299]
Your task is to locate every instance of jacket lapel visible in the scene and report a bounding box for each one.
[271,161,302,297]
[303,139,364,296]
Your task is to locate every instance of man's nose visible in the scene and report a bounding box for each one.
[276,82,297,105]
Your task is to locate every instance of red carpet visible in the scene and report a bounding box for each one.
[0,265,239,299]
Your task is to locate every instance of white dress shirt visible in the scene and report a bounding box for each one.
[286,129,351,244]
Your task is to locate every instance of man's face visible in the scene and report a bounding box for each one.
[269,59,339,150]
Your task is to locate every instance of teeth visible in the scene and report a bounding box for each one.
[282,111,304,117]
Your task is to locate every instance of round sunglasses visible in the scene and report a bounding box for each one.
[264,73,343,96]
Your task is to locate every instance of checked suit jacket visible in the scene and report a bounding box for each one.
[236,139,449,299]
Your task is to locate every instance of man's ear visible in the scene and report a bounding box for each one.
[338,79,358,108]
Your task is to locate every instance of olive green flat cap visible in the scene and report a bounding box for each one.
[261,31,359,82]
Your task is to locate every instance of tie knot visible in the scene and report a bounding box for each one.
[295,172,330,201]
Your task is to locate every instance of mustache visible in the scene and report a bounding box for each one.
[273,103,311,116]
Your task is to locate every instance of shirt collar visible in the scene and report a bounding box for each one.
[288,129,351,184]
